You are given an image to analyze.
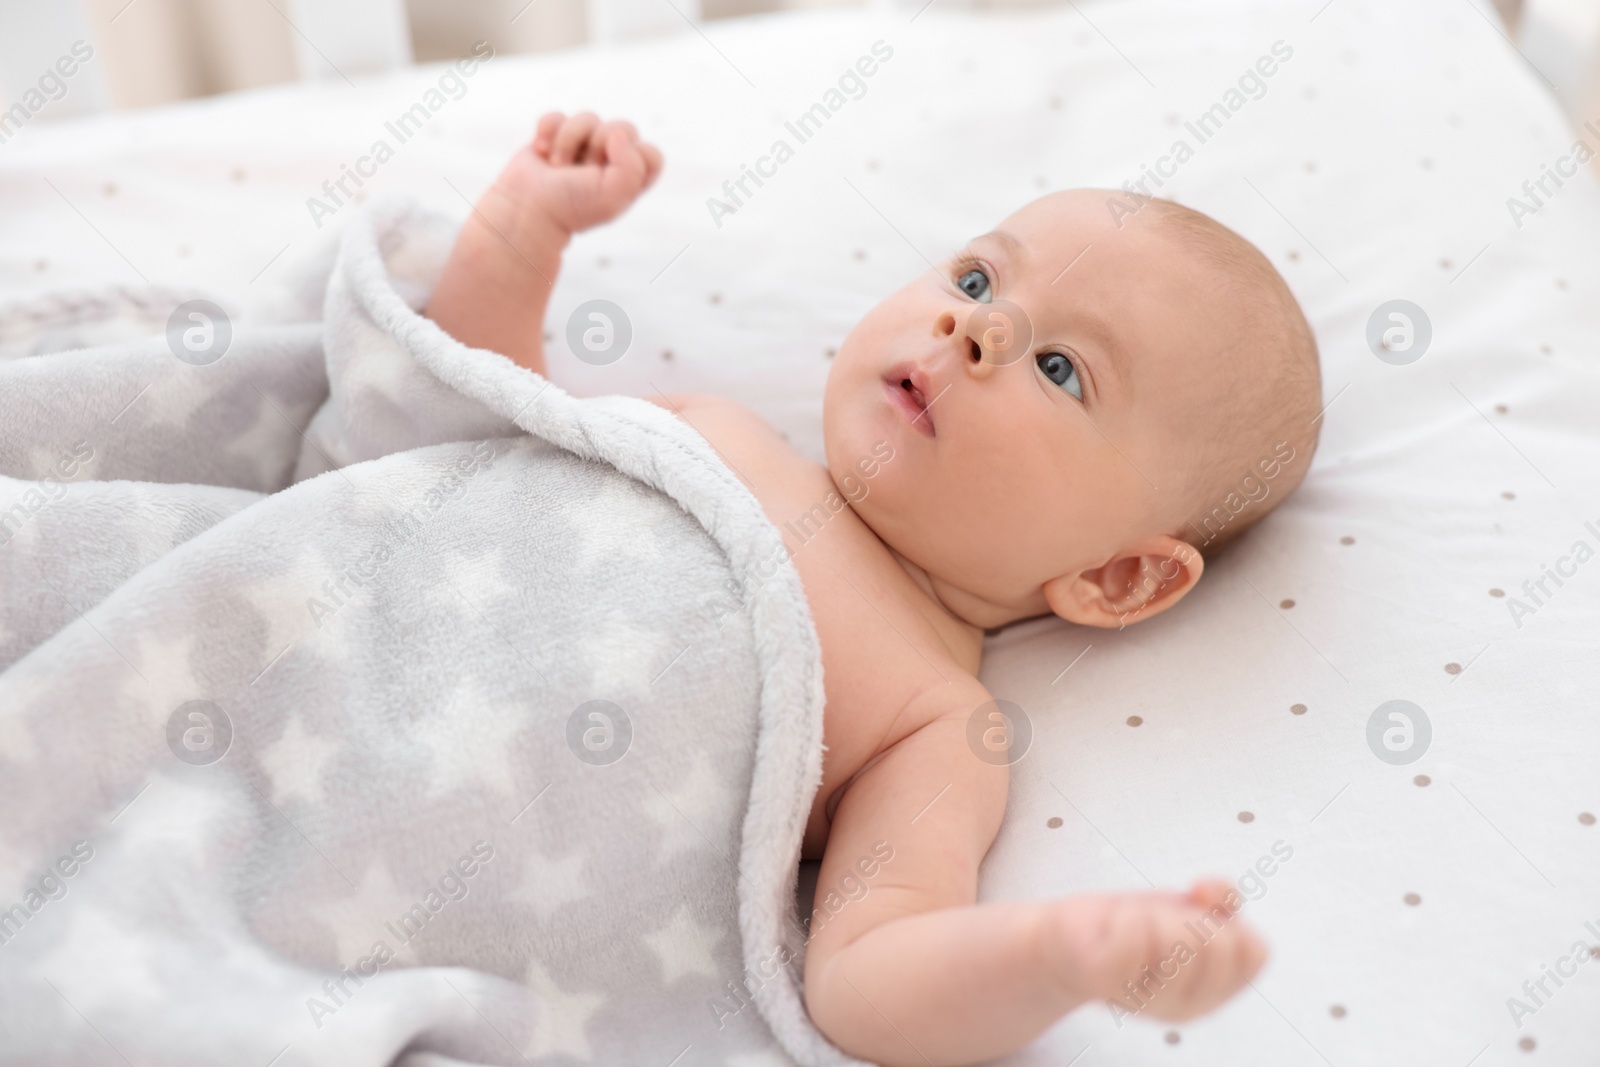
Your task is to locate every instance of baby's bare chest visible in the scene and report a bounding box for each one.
[664,396,970,853]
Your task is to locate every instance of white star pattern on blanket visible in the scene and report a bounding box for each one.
[644,903,727,984]
[644,750,737,861]
[410,677,529,800]
[521,959,607,1061]
[0,195,830,1067]
[507,845,589,921]
[112,630,204,728]
[260,714,339,808]
[307,862,427,969]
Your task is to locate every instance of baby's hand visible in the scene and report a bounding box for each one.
[486,111,664,240]
[1047,880,1267,1022]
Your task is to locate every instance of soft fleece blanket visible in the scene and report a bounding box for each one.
[0,198,850,1067]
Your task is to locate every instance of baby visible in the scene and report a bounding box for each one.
[426,112,1322,1065]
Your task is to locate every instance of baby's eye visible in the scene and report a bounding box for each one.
[956,268,992,303]
[1037,351,1082,400]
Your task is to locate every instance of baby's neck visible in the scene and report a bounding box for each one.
[885,549,1003,674]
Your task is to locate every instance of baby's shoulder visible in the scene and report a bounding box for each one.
[644,391,827,498]
[645,391,977,684]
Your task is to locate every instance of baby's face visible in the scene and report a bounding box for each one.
[823,190,1241,618]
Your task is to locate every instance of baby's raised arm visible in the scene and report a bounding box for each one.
[426,111,662,373]
[804,680,1267,1067]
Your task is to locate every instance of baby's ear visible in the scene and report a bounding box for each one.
[1040,535,1203,630]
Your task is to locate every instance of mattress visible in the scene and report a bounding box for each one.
[2,0,1597,1063]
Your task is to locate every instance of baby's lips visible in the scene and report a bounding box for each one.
[964,299,1034,366]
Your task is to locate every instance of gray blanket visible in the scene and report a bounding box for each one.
[0,198,857,1067]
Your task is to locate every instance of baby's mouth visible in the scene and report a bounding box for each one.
[902,378,928,411]
[883,369,936,437]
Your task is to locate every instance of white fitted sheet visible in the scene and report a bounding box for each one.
[2,0,1597,1063]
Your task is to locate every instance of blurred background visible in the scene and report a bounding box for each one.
[1,0,1585,118]
[0,0,885,114]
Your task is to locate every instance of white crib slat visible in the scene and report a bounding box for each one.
[0,0,109,118]
[587,0,702,44]
[282,0,414,81]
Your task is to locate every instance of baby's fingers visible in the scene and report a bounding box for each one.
[532,111,565,159]
[552,111,601,165]
[639,141,664,189]
[586,119,638,164]
[1189,879,1238,915]
[1174,919,1268,1016]
[599,124,654,201]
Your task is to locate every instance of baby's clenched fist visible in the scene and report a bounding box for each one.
[1045,880,1268,1023]
[484,111,664,242]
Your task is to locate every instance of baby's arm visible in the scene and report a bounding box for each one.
[426,111,662,373]
[804,680,1267,1067]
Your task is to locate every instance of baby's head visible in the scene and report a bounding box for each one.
[822,189,1321,630]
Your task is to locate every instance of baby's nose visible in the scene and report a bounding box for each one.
[962,301,1034,375]
[933,310,984,367]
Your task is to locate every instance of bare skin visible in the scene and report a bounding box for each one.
[426,111,1269,1067]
